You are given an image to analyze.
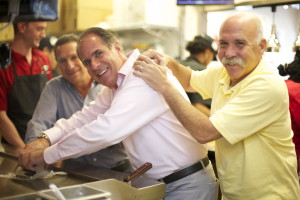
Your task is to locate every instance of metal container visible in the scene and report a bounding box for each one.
[0,193,47,200]
[38,185,111,200]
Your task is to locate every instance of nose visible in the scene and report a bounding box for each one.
[224,45,237,58]
[41,30,46,38]
[66,59,75,71]
[90,57,99,71]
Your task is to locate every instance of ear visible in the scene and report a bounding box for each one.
[113,41,123,53]
[17,22,27,34]
[259,38,267,53]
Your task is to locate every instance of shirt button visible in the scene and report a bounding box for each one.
[93,158,97,162]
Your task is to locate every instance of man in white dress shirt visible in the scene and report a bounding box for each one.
[19,27,217,200]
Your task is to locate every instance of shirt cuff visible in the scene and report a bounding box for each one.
[44,143,60,164]
[44,126,64,144]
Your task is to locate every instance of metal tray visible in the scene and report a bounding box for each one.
[38,185,111,200]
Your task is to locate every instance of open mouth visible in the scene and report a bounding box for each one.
[97,68,108,77]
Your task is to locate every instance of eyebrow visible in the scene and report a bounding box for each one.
[91,49,100,57]
[82,50,98,65]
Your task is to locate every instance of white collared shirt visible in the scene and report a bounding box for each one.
[44,49,207,179]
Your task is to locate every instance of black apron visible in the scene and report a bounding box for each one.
[6,62,48,140]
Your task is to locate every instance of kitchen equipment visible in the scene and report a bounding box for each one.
[123,162,152,183]
[38,185,111,200]
[49,184,66,200]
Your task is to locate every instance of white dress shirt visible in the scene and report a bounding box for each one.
[44,49,207,179]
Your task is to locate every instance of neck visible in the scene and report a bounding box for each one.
[194,54,207,66]
[11,36,33,65]
[74,76,93,98]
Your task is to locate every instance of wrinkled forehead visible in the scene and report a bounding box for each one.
[77,34,102,56]
[79,33,100,47]
[220,19,257,42]
[220,13,260,35]
[56,41,77,57]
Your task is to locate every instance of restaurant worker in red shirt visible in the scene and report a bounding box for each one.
[0,20,52,150]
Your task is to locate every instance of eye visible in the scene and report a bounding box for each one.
[95,50,102,58]
[58,58,66,65]
[236,41,246,47]
[218,41,228,48]
[71,55,78,61]
[83,60,91,67]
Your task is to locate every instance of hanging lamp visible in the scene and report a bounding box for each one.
[293,4,300,52]
[266,5,280,52]
[293,26,300,52]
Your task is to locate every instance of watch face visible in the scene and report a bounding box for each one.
[38,133,49,141]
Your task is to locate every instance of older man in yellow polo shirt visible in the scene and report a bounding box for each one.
[133,12,300,200]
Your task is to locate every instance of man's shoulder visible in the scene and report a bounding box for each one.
[247,62,285,85]
[241,70,287,101]
[179,57,205,71]
[45,76,66,87]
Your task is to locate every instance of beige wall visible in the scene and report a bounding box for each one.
[0,0,113,42]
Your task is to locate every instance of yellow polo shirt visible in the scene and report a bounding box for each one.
[191,59,300,200]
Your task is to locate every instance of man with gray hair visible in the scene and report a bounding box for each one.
[133,12,300,200]
[25,34,131,172]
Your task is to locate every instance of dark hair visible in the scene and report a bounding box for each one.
[54,34,79,59]
[12,21,28,34]
[78,27,118,49]
[278,49,300,83]
[38,35,57,52]
[186,38,213,55]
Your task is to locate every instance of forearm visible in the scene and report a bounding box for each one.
[25,86,59,143]
[0,111,25,148]
[26,119,49,143]
[160,81,221,143]
[25,110,56,143]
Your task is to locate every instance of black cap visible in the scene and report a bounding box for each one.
[193,34,217,53]
[186,34,217,60]
[38,35,58,51]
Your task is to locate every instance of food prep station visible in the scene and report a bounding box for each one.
[0,144,166,200]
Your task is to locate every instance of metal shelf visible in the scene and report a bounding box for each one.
[111,24,179,42]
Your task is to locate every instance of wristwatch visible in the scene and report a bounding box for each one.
[38,133,50,143]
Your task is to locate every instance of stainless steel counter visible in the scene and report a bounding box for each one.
[0,143,165,200]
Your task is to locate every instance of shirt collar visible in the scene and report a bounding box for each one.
[218,58,266,94]
[11,47,40,62]
[116,49,140,88]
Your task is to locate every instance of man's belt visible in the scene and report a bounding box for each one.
[162,157,210,184]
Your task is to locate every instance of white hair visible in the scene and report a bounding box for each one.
[221,12,264,45]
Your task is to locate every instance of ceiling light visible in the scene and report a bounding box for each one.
[266,5,280,52]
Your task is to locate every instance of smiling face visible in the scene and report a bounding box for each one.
[56,41,89,86]
[20,21,47,48]
[217,13,266,86]
[77,33,125,88]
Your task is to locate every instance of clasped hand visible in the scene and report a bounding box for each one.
[18,138,50,171]
[133,49,169,92]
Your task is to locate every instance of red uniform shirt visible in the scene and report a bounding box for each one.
[0,48,52,111]
[285,79,300,158]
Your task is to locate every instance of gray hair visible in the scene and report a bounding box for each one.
[54,33,79,60]
[78,27,118,49]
